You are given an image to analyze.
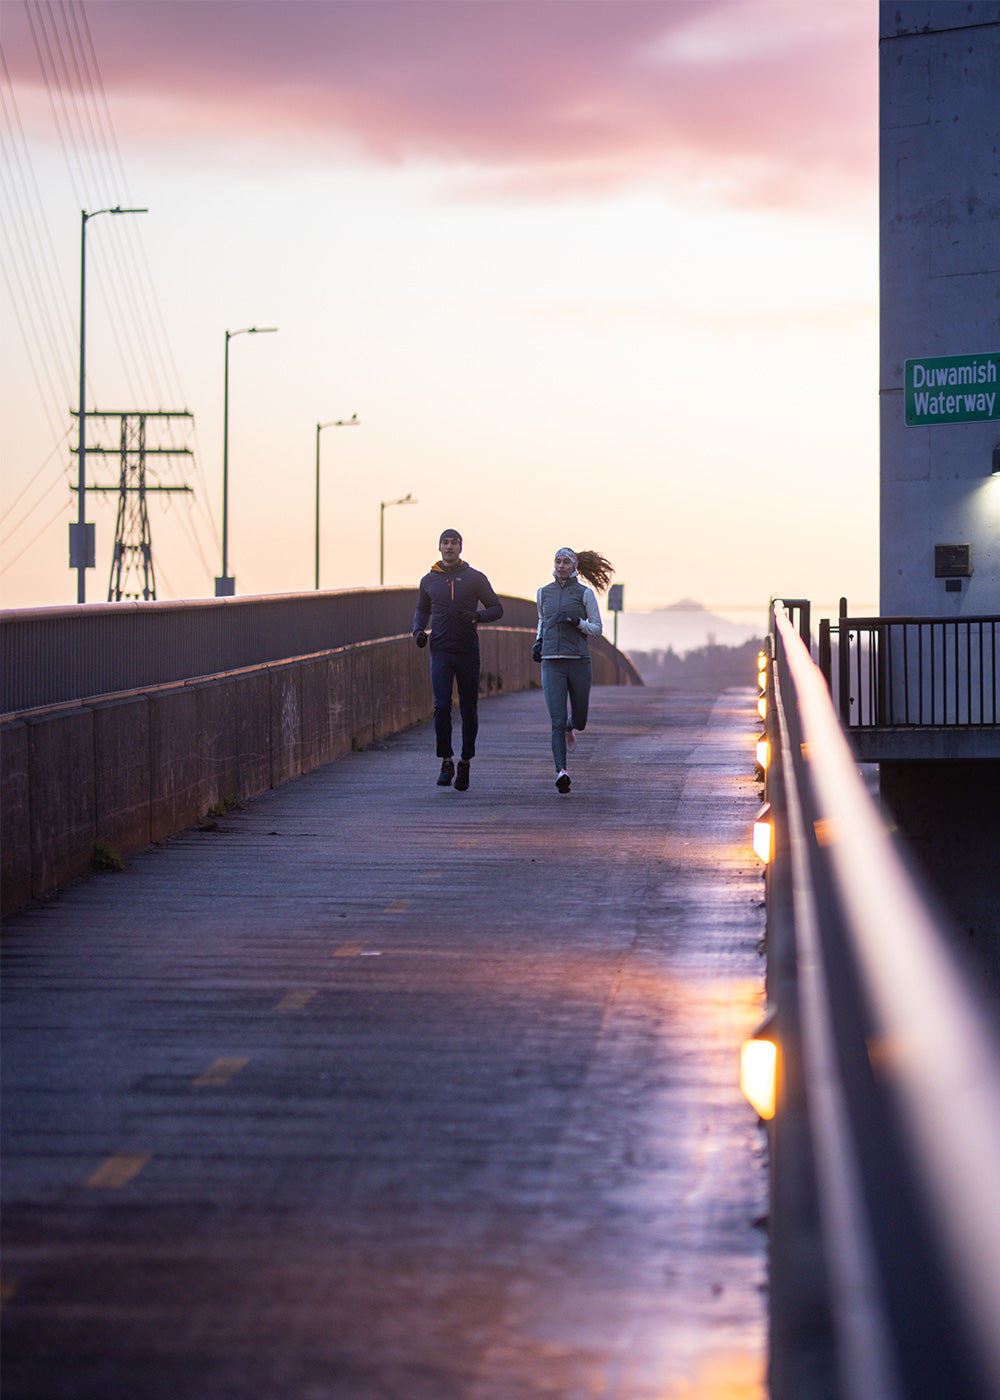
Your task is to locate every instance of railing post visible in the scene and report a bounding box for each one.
[837,597,851,727]
[818,618,832,692]
[876,621,888,726]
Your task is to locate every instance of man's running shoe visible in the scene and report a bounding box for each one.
[437,759,455,786]
[455,760,471,791]
[555,771,571,794]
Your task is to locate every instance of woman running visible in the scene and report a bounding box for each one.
[532,547,614,794]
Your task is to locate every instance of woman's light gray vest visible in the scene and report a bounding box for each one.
[539,578,590,660]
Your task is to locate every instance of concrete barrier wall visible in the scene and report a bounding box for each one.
[0,631,477,909]
[2,626,639,912]
[27,705,96,901]
[1,720,31,908]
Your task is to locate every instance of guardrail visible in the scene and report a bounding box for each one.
[1,589,544,714]
[2,590,641,715]
[757,602,1000,1400]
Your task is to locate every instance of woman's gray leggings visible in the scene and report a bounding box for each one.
[541,657,591,771]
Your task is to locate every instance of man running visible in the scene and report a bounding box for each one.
[412,530,503,791]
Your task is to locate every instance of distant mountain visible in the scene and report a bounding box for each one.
[614,599,765,656]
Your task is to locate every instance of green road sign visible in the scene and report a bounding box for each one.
[904,352,1000,426]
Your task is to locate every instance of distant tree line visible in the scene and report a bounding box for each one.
[626,637,763,689]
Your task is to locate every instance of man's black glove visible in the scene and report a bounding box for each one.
[531,640,543,663]
[414,631,428,648]
[556,612,579,626]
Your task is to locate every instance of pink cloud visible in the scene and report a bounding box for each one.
[8,0,876,206]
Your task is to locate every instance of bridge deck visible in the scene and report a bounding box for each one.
[1,685,767,1400]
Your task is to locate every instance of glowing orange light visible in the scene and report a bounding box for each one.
[756,734,770,770]
[741,1036,778,1120]
[753,803,773,862]
[757,693,767,720]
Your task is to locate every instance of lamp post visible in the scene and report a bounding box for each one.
[216,325,278,597]
[379,493,416,586]
[74,204,147,603]
[315,414,359,590]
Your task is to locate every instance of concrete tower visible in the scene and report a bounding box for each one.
[878,2,1000,976]
[879,2,1000,616]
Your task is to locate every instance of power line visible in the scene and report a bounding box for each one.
[74,1,182,416]
[0,494,72,573]
[0,46,77,425]
[0,430,72,542]
[18,3,181,417]
[3,1,222,594]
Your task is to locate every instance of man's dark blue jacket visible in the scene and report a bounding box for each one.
[413,560,503,653]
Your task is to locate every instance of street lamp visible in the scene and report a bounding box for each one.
[216,326,278,597]
[74,204,147,603]
[379,493,417,586]
[315,415,359,590]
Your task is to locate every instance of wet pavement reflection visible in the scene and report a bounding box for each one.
[2,686,768,1399]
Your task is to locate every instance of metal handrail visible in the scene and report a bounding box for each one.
[1,589,641,717]
[0,590,539,714]
[767,602,1000,1399]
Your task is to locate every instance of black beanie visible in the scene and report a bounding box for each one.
[439,529,462,547]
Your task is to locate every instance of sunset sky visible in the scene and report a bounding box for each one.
[1,0,879,632]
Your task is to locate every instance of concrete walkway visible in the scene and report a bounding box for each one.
[1,685,768,1400]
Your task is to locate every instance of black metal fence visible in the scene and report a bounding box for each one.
[818,611,999,729]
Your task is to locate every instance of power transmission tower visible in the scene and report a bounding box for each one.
[72,410,193,601]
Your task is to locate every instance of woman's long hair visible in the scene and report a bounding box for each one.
[574,550,614,593]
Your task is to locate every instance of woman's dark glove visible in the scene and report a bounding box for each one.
[414,631,428,648]
[531,640,543,663]
[556,611,579,626]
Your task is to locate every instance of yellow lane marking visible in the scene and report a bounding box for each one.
[384,899,412,913]
[192,1056,248,1087]
[86,1153,151,1188]
[275,989,317,1011]
[334,943,365,957]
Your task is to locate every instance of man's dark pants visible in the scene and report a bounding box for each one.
[430,648,480,761]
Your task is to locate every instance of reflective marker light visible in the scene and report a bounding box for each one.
[756,734,770,771]
[753,803,773,863]
[757,692,767,720]
[741,1032,778,1120]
